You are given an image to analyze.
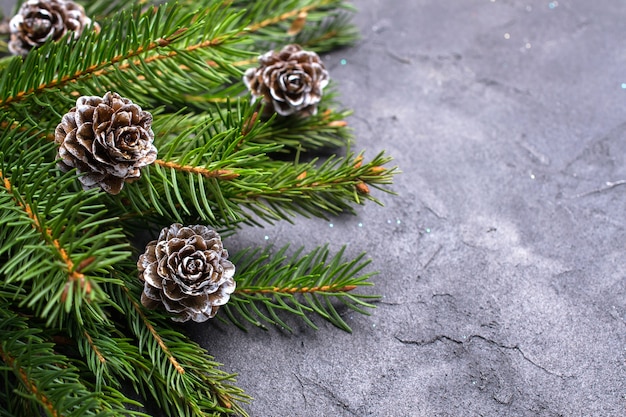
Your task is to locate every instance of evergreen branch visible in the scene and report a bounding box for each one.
[121,286,186,375]
[0,347,59,417]
[112,102,393,227]
[61,0,353,106]
[0,169,90,292]
[109,279,249,416]
[0,122,130,326]
[222,245,378,332]
[249,105,353,150]
[229,151,396,223]
[244,0,336,33]
[0,2,232,115]
[0,307,136,416]
[0,0,393,415]
[0,24,188,109]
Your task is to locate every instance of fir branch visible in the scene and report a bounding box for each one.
[0,1,394,415]
[0,168,89,290]
[244,0,337,33]
[0,122,130,326]
[0,307,139,417]
[121,286,186,376]
[0,24,188,109]
[0,2,220,115]
[0,347,59,417]
[223,245,379,332]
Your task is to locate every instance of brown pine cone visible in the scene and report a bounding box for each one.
[137,224,236,323]
[243,44,329,117]
[55,92,157,194]
[9,0,100,56]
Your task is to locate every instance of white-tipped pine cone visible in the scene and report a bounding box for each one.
[243,44,329,117]
[9,0,100,56]
[137,224,236,323]
[55,92,157,194]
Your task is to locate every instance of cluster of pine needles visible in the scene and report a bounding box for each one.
[0,0,396,415]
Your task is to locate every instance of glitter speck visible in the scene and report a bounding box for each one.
[525,42,531,49]
[621,83,626,89]
[387,219,392,224]
[548,1,558,9]
[426,228,431,233]
[530,173,536,179]
[504,33,511,40]
[340,59,347,65]
[329,223,334,228]
[396,219,401,225]
[358,222,363,227]
[264,235,269,240]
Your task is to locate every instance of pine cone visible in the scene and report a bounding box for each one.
[137,224,236,323]
[55,92,157,194]
[243,44,329,117]
[9,0,100,56]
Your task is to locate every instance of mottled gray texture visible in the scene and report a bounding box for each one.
[196,1,626,416]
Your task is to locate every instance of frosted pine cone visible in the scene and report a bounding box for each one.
[137,224,236,323]
[243,44,329,117]
[9,0,100,56]
[55,92,157,194]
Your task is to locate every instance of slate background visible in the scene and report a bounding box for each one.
[3,1,626,416]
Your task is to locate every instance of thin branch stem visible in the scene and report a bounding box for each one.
[83,330,106,364]
[154,159,239,179]
[121,287,185,375]
[245,0,333,32]
[0,347,59,417]
[0,28,188,108]
[237,284,357,294]
[0,169,89,292]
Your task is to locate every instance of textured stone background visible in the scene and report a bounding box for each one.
[3,1,625,416]
[211,1,626,415]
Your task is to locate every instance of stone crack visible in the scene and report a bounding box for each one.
[394,334,575,379]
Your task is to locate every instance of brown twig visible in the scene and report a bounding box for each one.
[0,347,60,417]
[237,284,357,294]
[0,169,88,294]
[84,330,106,364]
[122,287,185,375]
[154,159,239,180]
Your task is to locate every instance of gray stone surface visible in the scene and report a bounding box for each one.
[198,1,626,416]
[4,0,625,416]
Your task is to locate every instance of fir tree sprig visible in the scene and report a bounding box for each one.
[0,0,396,415]
[223,245,379,332]
[0,120,129,327]
[0,305,145,416]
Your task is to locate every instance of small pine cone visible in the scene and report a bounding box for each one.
[55,91,157,194]
[137,224,236,323]
[243,44,329,117]
[9,0,100,56]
